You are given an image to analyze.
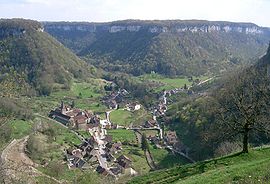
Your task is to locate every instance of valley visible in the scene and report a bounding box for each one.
[1,18,270,184]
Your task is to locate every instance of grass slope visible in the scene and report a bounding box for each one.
[107,129,136,143]
[129,147,270,184]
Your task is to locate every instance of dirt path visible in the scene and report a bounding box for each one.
[134,130,157,170]
[1,136,63,184]
[145,150,157,170]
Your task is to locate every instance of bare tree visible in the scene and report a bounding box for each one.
[214,66,270,153]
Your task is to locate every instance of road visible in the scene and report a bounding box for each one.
[105,110,113,124]
[1,136,63,184]
[197,77,213,86]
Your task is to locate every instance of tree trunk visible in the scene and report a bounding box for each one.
[242,125,249,153]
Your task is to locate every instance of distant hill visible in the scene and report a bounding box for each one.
[43,20,270,76]
[0,19,97,97]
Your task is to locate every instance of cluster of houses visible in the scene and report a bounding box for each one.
[66,135,135,177]
[142,89,188,153]
[102,89,129,109]
[49,82,191,177]
[49,102,112,131]
[49,101,137,177]
[102,89,142,112]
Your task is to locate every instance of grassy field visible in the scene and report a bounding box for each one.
[139,130,159,137]
[110,108,152,127]
[110,109,134,126]
[107,129,137,143]
[0,119,33,150]
[139,74,210,92]
[149,144,190,169]
[32,79,108,116]
[129,147,270,184]
[115,145,151,177]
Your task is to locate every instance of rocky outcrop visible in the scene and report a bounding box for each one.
[0,19,44,38]
[43,20,270,35]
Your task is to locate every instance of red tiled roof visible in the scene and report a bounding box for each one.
[74,115,87,124]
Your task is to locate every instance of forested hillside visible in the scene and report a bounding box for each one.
[44,20,270,76]
[163,44,270,161]
[0,19,98,97]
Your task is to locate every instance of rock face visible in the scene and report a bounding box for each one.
[42,20,270,77]
[0,19,43,38]
[43,20,270,35]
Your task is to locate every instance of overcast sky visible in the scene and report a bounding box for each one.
[0,0,270,27]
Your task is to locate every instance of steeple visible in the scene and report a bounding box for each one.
[60,101,66,114]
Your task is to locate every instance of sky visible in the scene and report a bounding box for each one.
[0,0,270,27]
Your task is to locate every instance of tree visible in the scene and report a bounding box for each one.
[184,83,187,90]
[71,100,75,108]
[141,133,149,151]
[214,67,270,153]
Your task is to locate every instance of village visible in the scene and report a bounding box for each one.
[48,83,201,178]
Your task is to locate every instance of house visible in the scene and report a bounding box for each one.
[126,102,141,111]
[96,166,109,176]
[114,94,124,103]
[66,154,86,169]
[119,89,129,96]
[90,115,100,124]
[72,149,83,158]
[88,136,99,150]
[73,115,88,129]
[110,165,122,175]
[49,102,92,128]
[143,120,158,128]
[105,142,122,154]
[148,135,160,145]
[100,119,111,129]
[111,142,122,153]
[106,100,118,110]
[49,111,71,125]
[165,131,178,145]
[87,122,100,135]
[104,152,115,162]
[117,155,132,169]
[102,135,113,144]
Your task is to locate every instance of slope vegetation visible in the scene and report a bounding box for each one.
[0,19,97,97]
[44,20,270,76]
[129,147,270,184]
